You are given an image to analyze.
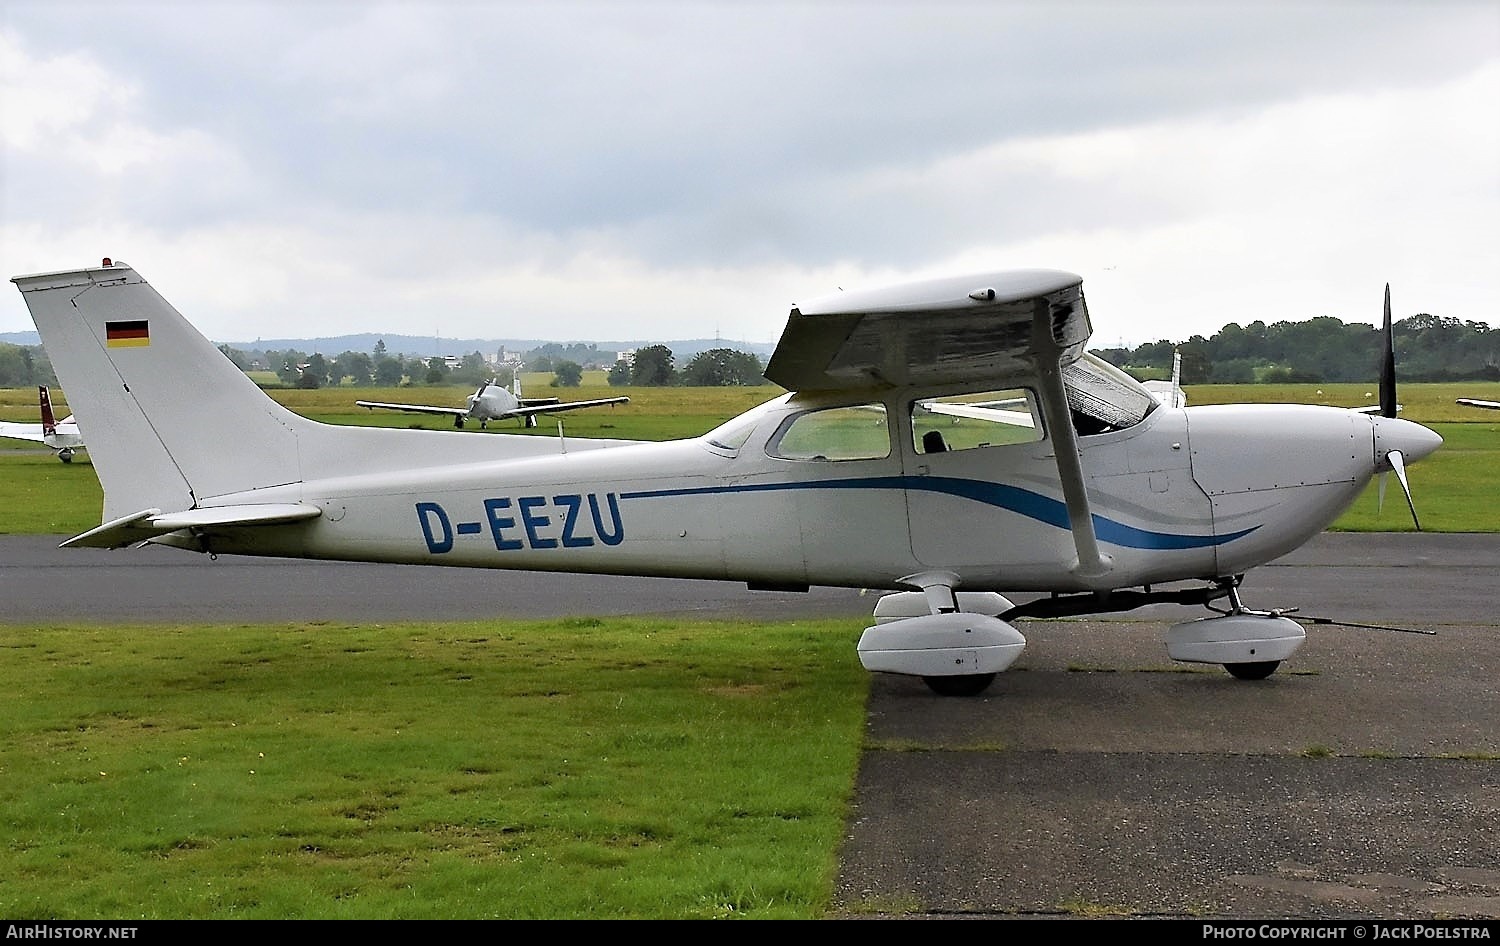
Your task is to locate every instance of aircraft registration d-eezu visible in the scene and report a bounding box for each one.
[13,260,1442,696]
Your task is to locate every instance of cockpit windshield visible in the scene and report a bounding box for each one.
[702,396,786,453]
[1063,352,1158,435]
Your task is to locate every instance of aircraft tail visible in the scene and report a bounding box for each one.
[12,261,313,521]
[13,259,625,531]
[38,386,58,436]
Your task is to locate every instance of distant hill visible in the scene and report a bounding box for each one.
[5,330,775,361]
[218,334,777,361]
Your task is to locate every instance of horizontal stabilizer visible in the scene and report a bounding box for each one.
[62,503,322,549]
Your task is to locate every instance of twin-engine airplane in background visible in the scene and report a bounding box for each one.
[356,375,628,429]
[0,385,86,462]
[13,260,1442,696]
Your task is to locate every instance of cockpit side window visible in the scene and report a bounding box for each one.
[911,388,1043,454]
[768,404,890,461]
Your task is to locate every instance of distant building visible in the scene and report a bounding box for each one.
[492,346,523,369]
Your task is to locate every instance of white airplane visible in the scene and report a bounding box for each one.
[356,374,628,429]
[1456,398,1499,410]
[13,260,1442,696]
[0,385,86,462]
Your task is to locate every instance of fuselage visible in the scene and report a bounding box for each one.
[185,374,1441,595]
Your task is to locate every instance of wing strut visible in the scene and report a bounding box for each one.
[1031,308,1112,580]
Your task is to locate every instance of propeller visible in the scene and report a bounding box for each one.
[1375,283,1421,530]
[1379,284,1397,419]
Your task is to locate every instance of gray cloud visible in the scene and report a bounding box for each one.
[2,1,1496,342]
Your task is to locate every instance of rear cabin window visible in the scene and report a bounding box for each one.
[769,404,890,461]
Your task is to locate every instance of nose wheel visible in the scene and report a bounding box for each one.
[1224,660,1280,681]
[1166,578,1306,680]
[922,673,997,696]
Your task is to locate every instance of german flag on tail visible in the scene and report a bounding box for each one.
[105,320,150,348]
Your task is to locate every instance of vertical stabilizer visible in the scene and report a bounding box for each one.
[38,386,58,436]
[12,261,308,520]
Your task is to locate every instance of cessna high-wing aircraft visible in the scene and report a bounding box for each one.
[0,385,85,462]
[13,260,1442,696]
[356,374,628,428]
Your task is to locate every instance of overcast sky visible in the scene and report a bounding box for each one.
[2,1,1496,350]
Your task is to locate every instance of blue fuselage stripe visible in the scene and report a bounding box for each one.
[619,476,1256,550]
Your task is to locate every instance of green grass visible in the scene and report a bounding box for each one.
[0,617,869,919]
[2,383,1498,535]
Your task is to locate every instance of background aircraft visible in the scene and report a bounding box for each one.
[0,385,85,462]
[356,375,627,428]
[1456,398,1499,410]
[14,260,1441,696]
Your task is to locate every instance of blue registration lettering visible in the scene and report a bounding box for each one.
[589,492,625,546]
[416,502,453,554]
[518,496,558,549]
[555,494,594,548]
[484,497,524,550]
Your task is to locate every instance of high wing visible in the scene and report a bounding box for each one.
[353,399,469,418]
[1457,398,1500,410]
[766,269,1089,392]
[766,268,1110,577]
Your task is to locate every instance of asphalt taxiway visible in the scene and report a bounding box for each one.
[2,532,1496,919]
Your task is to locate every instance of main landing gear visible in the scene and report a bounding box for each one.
[857,584,1023,698]
[861,575,1311,696]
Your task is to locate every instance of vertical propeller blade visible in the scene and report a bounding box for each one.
[1374,282,1418,528]
[1379,283,1397,419]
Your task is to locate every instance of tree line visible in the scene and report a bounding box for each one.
[214,339,768,389]
[605,345,766,387]
[1095,314,1499,384]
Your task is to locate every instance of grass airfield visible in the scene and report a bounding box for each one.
[0,379,1495,918]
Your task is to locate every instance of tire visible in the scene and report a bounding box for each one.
[922,673,997,697]
[1224,660,1280,680]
